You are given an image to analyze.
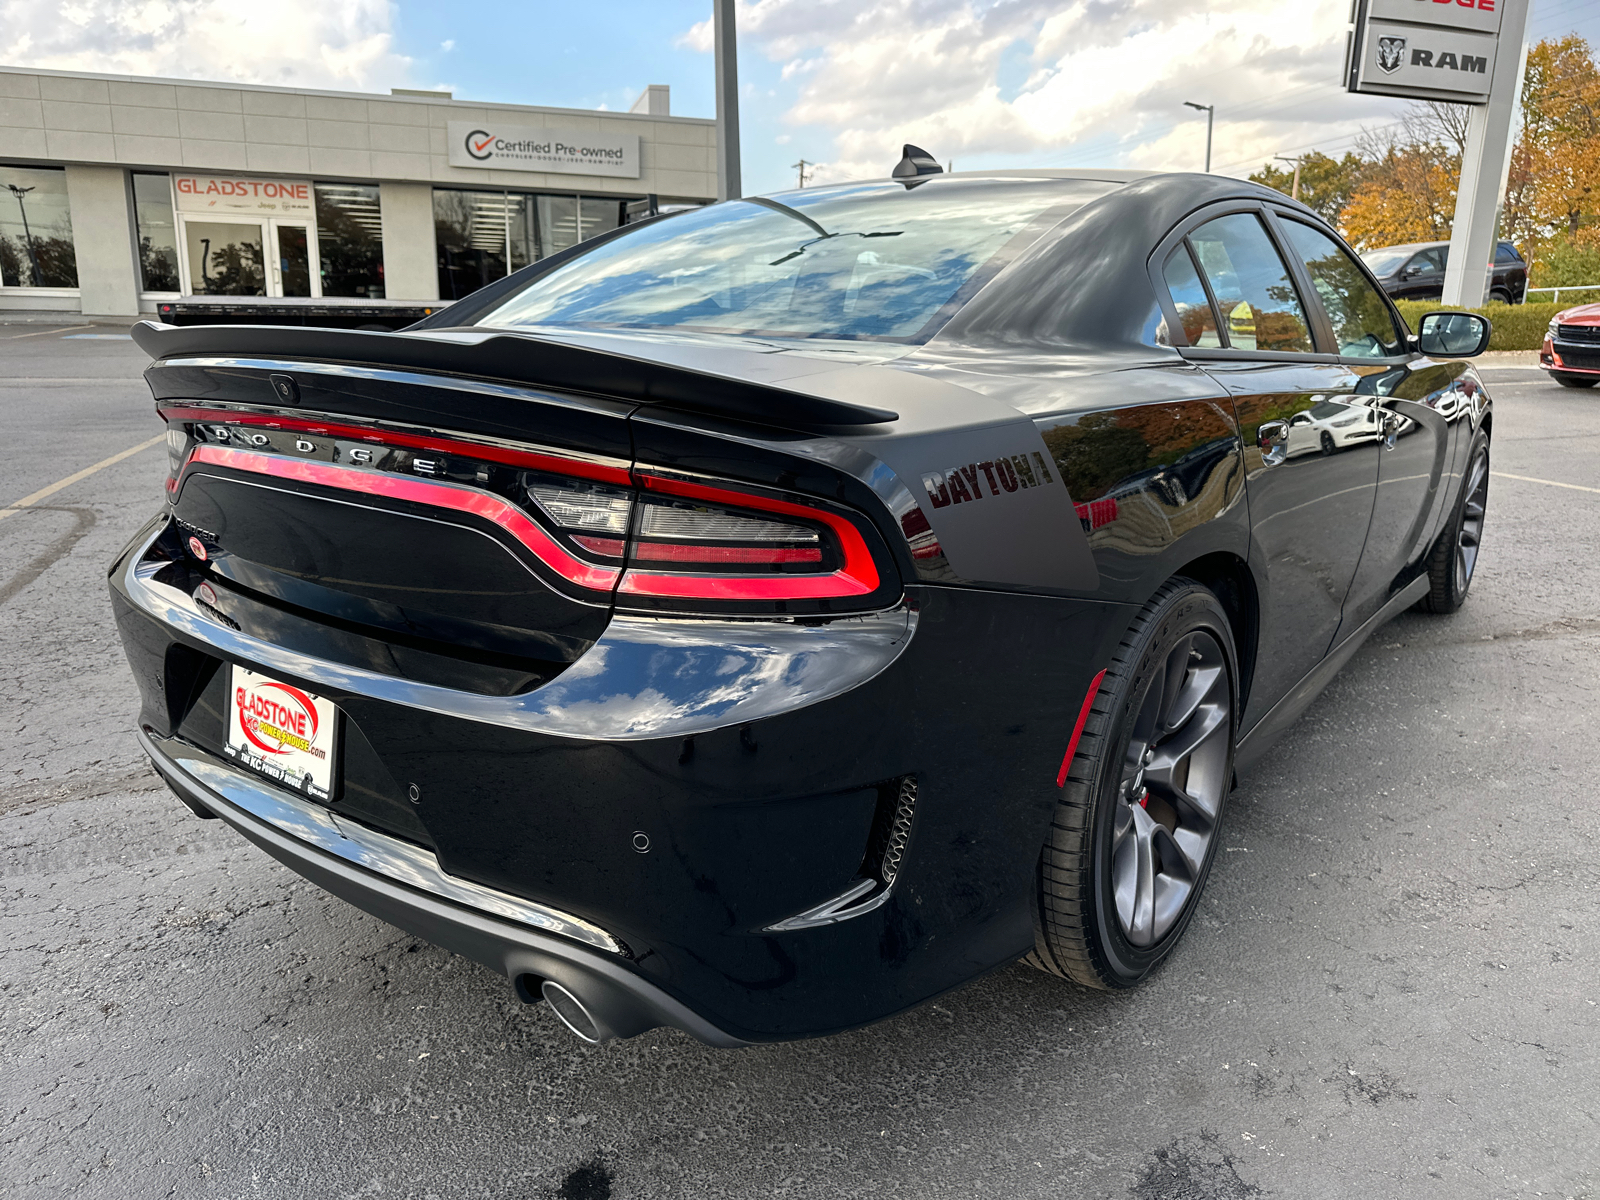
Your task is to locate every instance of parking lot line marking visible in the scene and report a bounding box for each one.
[0,433,165,523]
[1492,471,1600,496]
[2,326,86,340]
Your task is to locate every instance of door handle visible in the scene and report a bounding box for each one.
[1257,420,1288,467]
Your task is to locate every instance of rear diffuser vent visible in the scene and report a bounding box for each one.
[766,774,918,931]
[864,775,917,889]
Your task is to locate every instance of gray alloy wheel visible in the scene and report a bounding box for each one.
[1110,629,1231,947]
[1028,579,1238,989]
[1453,448,1489,595]
[1419,430,1489,614]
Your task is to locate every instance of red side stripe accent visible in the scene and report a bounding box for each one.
[159,406,631,484]
[186,445,620,592]
[620,473,880,600]
[1056,669,1107,788]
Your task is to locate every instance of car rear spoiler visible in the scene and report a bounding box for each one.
[129,321,898,430]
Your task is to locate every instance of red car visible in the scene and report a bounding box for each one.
[1542,302,1600,388]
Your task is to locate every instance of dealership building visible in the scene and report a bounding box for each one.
[0,66,718,317]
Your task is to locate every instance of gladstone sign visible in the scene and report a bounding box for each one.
[172,175,313,216]
[447,122,640,178]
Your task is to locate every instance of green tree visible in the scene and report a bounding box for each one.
[1248,152,1367,227]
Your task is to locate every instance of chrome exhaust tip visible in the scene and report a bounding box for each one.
[540,979,608,1044]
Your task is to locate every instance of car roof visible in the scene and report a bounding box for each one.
[936,168,1161,184]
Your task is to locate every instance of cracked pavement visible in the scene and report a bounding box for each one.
[1,333,1596,1198]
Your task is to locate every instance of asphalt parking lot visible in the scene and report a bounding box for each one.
[2,330,1596,1200]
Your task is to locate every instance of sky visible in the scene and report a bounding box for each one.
[4,0,1596,195]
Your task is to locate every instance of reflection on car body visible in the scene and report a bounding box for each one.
[1286,400,1380,457]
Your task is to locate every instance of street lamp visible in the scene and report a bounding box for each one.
[7,183,42,287]
[1183,101,1214,173]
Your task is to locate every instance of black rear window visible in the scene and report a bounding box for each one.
[477,178,1116,343]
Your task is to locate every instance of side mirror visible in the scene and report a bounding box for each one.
[1416,311,1491,358]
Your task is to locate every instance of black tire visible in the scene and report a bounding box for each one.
[1552,372,1598,389]
[1489,289,1512,305]
[1028,580,1238,990]
[1418,430,1489,614]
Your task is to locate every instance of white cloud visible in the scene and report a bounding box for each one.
[676,17,713,53]
[1,0,413,92]
[682,0,1400,186]
[440,38,455,53]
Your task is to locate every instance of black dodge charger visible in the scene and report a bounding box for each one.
[112,164,1494,1045]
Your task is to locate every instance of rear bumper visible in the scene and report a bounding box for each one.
[111,512,1134,1041]
[141,728,749,1046]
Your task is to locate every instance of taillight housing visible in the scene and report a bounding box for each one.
[524,467,894,614]
[159,405,902,617]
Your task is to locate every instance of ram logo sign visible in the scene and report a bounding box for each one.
[1351,18,1497,102]
[1377,35,1407,73]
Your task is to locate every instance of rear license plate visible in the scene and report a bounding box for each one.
[225,666,340,801]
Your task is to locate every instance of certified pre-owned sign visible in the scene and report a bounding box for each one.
[447,122,640,178]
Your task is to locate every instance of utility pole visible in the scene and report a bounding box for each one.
[713,0,741,201]
[1273,154,1304,202]
[791,159,812,189]
[7,184,41,287]
[1183,102,1214,172]
[1442,0,1531,306]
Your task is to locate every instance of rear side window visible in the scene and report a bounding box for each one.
[1281,220,1404,359]
[1187,214,1313,354]
[1495,243,1521,264]
[1162,246,1221,347]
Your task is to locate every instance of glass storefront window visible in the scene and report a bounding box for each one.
[435,189,632,301]
[1,165,78,288]
[580,196,623,243]
[315,183,385,298]
[132,173,179,292]
[184,221,266,295]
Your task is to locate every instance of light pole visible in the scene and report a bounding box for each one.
[7,184,42,287]
[1183,101,1214,173]
[714,0,741,201]
[791,159,812,188]
[1273,154,1304,202]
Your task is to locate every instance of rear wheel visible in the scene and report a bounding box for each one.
[1418,431,1489,614]
[1489,288,1512,305]
[1552,372,1598,389]
[1028,580,1237,989]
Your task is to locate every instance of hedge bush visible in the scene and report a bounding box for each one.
[1392,299,1566,351]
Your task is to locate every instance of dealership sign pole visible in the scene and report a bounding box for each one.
[714,0,741,202]
[1345,0,1532,306]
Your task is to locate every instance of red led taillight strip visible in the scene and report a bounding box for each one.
[618,474,880,601]
[159,405,631,484]
[1056,669,1107,788]
[185,445,620,591]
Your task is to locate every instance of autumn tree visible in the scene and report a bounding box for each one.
[1338,126,1459,249]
